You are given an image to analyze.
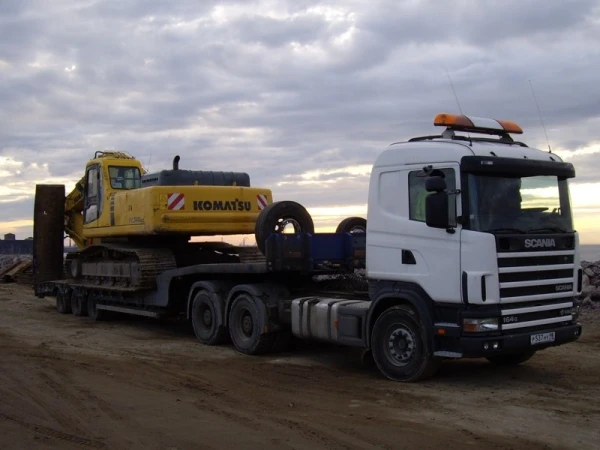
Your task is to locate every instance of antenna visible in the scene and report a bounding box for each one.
[445,67,471,145]
[445,67,463,115]
[528,79,551,153]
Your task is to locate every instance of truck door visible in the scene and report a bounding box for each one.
[83,164,102,227]
[366,163,462,304]
[406,164,462,302]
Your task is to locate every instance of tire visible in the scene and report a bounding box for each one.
[56,292,72,314]
[71,293,88,317]
[336,217,367,234]
[191,291,227,345]
[87,295,107,321]
[228,293,274,355]
[486,351,536,366]
[254,201,314,254]
[371,305,441,382]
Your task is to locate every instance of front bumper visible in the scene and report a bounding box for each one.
[459,323,582,358]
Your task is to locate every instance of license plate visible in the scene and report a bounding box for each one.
[530,332,555,345]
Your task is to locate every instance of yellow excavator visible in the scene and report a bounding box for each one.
[33,151,314,294]
[63,151,273,246]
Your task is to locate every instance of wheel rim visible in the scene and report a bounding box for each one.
[241,311,254,337]
[202,307,213,327]
[384,325,417,367]
[274,217,301,234]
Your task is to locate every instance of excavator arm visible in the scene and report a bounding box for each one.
[64,175,86,248]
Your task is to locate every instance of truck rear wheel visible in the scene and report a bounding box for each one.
[486,351,536,366]
[371,305,440,382]
[228,294,274,355]
[336,217,367,234]
[191,291,227,345]
[255,201,314,254]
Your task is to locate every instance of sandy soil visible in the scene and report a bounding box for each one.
[0,283,599,450]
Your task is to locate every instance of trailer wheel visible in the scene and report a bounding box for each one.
[56,292,72,314]
[371,305,440,382]
[228,293,274,355]
[71,293,88,317]
[87,295,107,321]
[486,351,536,366]
[336,217,367,234]
[191,291,227,345]
[255,201,314,254]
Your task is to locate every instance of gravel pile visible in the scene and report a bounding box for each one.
[580,259,600,308]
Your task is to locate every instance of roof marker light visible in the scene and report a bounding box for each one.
[434,113,523,135]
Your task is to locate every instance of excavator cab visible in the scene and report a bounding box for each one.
[81,152,143,228]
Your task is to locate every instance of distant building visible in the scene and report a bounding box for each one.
[4,233,16,241]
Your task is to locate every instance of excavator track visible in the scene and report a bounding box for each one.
[63,242,266,292]
[65,244,177,291]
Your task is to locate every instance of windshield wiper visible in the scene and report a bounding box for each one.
[527,226,568,233]
[486,227,526,234]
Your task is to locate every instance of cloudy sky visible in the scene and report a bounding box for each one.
[1,0,599,244]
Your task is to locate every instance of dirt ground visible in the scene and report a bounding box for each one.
[0,284,599,450]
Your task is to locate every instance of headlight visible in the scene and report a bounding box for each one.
[463,318,499,332]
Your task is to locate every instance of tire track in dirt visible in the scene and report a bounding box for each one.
[270,417,359,450]
[38,370,127,425]
[101,356,371,449]
[1,370,79,434]
[0,413,106,449]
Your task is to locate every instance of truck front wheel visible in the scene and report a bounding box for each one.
[371,306,440,382]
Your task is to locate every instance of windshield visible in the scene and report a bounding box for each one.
[467,174,574,233]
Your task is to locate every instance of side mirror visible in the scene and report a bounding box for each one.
[425,192,457,230]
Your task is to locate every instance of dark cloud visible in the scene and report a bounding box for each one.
[0,0,599,240]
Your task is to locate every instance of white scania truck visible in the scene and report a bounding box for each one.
[34,113,583,382]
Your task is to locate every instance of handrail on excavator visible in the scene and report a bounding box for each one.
[93,150,135,160]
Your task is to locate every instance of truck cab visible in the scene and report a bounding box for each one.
[364,113,582,379]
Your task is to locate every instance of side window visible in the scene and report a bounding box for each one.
[409,168,456,222]
[87,167,98,197]
[84,165,101,224]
